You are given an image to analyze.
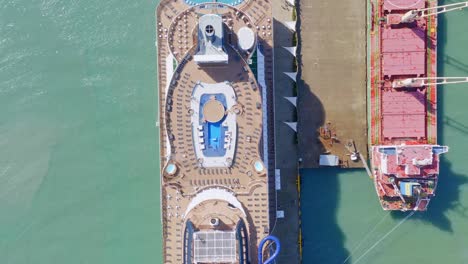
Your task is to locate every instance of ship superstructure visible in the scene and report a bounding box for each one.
[156,0,275,262]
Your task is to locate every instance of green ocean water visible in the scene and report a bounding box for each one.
[301,6,468,264]
[0,0,162,263]
[1,0,467,264]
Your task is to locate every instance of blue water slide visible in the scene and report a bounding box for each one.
[258,235,280,264]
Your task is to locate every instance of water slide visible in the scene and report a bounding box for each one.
[258,235,280,264]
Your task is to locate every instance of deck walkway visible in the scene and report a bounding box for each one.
[271,0,300,263]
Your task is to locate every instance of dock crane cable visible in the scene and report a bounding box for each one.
[401,1,468,23]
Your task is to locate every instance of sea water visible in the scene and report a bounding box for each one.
[0,0,162,263]
[1,0,467,263]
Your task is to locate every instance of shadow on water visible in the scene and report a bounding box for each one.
[390,4,468,231]
[300,168,349,264]
[442,54,468,75]
[442,116,468,135]
[390,158,468,232]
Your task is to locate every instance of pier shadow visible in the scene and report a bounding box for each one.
[295,0,348,263]
[390,8,468,232]
[296,81,327,167]
[300,168,350,264]
[295,0,327,168]
[272,18,300,169]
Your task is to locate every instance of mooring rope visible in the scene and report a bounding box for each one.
[342,212,390,264]
[353,211,415,264]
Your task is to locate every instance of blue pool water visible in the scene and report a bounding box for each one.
[203,120,226,157]
[165,164,176,174]
[199,94,227,157]
[208,122,221,149]
[254,161,264,172]
[185,0,244,6]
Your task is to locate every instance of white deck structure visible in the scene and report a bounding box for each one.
[193,231,236,263]
[194,14,228,64]
[191,81,237,168]
[184,188,246,218]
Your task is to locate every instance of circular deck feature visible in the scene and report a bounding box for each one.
[166,163,177,175]
[238,27,255,51]
[253,160,264,173]
[203,99,225,123]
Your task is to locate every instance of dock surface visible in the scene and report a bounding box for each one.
[270,0,300,263]
[297,0,368,168]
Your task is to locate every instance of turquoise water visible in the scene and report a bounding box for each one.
[0,0,162,263]
[185,0,244,6]
[1,0,467,263]
[217,0,244,5]
[301,4,468,264]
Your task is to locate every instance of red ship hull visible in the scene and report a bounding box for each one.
[369,0,448,211]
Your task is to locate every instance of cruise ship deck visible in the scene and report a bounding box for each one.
[156,0,275,263]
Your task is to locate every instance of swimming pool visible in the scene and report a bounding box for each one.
[185,0,244,6]
[254,161,264,172]
[208,121,222,148]
[166,163,177,174]
[202,121,227,157]
[199,93,227,157]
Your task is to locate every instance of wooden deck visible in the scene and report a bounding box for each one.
[156,0,274,263]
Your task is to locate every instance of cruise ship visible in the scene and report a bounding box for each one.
[156,0,278,262]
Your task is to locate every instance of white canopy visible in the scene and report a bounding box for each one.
[238,27,255,51]
[184,188,246,218]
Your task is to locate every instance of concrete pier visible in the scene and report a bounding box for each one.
[297,0,368,168]
[269,0,367,262]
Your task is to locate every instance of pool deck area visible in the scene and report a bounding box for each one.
[191,82,237,167]
[156,0,275,263]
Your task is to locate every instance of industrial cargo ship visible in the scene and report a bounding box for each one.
[156,0,279,262]
[368,0,451,211]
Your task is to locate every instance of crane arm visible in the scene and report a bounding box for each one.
[393,77,468,88]
[401,1,468,23]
